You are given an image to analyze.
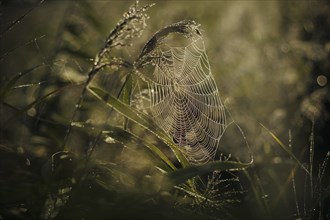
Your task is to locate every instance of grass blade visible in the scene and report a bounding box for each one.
[103,126,176,171]
[0,0,45,38]
[260,123,310,175]
[0,63,48,101]
[243,170,268,219]
[87,86,189,167]
[309,120,314,199]
[167,160,251,186]
[118,74,133,129]
[5,84,78,123]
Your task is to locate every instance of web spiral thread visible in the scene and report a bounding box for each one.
[137,35,226,164]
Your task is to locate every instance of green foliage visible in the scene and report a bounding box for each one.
[261,123,310,174]
[0,1,329,220]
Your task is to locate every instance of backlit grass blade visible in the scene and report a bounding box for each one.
[4,84,78,123]
[87,86,189,167]
[260,123,310,175]
[118,74,133,129]
[21,84,77,113]
[167,160,252,186]
[103,126,176,171]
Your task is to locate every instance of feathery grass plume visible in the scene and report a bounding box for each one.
[2,1,328,220]
[137,19,201,64]
[62,1,154,150]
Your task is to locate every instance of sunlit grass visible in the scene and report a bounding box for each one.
[0,1,329,220]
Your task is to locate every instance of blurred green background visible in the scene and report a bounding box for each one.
[1,0,329,219]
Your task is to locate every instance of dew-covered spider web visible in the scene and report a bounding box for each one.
[134,35,227,164]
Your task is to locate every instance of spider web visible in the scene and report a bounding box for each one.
[135,35,227,164]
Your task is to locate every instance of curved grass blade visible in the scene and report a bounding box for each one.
[68,120,176,173]
[103,126,176,171]
[118,73,133,129]
[260,123,310,175]
[167,160,252,187]
[118,74,133,105]
[20,84,77,113]
[5,84,78,123]
[87,86,190,167]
